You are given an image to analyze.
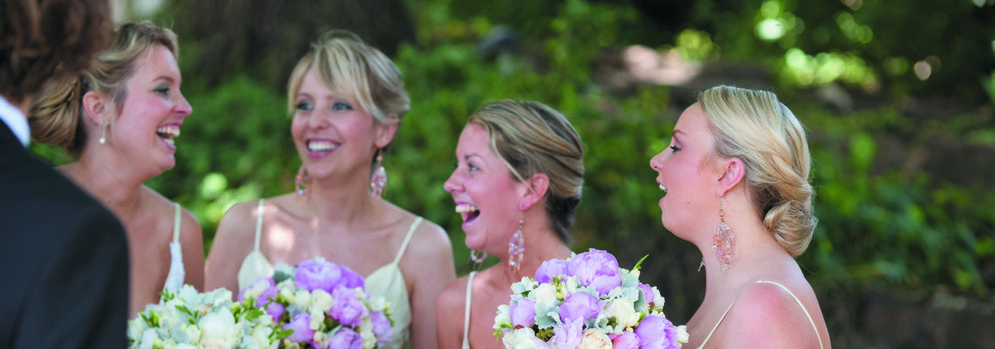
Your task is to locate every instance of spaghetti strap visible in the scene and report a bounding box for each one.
[253,199,265,251]
[461,271,477,349]
[172,202,182,242]
[755,280,825,349]
[392,216,422,264]
[697,299,736,348]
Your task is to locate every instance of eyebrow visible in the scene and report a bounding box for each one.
[672,129,686,138]
[154,76,177,84]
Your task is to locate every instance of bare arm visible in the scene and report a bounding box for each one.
[179,207,205,291]
[721,282,827,348]
[204,201,256,298]
[407,223,457,349]
[436,276,470,349]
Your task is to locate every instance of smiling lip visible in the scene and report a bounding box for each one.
[454,201,480,226]
[305,139,340,158]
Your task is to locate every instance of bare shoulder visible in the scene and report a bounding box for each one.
[408,217,453,258]
[723,281,823,348]
[437,275,470,322]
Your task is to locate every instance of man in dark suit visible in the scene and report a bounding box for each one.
[1,0,130,347]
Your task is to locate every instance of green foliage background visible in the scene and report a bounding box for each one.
[30,0,995,345]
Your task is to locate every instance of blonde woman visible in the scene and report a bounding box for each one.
[649,85,830,348]
[205,31,455,349]
[29,21,203,317]
[437,100,585,349]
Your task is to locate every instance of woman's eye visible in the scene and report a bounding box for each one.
[669,145,681,152]
[468,163,480,172]
[332,101,353,111]
[154,86,169,95]
[296,101,313,111]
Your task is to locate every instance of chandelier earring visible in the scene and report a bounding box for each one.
[98,121,109,144]
[712,198,735,271]
[469,250,487,269]
[508,216,525,272]
[295,165,309,195]
[370,150,387,198]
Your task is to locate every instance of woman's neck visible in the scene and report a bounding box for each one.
[296,172,380,227]
[63,149,150,221]
[698,208,791,296]
[495,210,573,284]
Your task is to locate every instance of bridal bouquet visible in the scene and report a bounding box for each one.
[127,285,280,349]
[494,249,688,349]
[238,257,393,349]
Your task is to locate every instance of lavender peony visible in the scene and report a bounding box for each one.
[611,331,641,349]
[549,318,584,349]
[295,259,342,293]
[283,313,314,343]
[558,292,601,325]
[638,284,655,304]
[370,310,392,345]
[510,298,537,328]
[535,258,569,284]
[568,249,622,296]
[330,287,366,327]
[337,265,365,289]
[327,328,363,349]
[634,314,680,349]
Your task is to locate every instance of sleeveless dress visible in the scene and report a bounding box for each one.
[237,199,421,349]
[161,202,185,295]
[697,280,825,349]
[461,271,478,349]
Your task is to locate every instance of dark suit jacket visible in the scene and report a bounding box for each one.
[0,121,130,348]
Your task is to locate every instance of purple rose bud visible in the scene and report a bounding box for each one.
[558,293,600,325]
[635,314,679,349]
[611,331,641,349]
[638,284,655,305]
[330,287,365,327]
[296,259,342,293]
[337,265,365,290]
[327,328,363,349]
[265,301,285,323]
[510,298,537,328]
[370,311,393,345]
[567,249,622,296]
[535,259,570,284]
[283,313,314,343]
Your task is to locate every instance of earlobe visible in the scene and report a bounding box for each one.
[374,114,399,148]
[82,91,106,125]
[519,173,550,211]
[716,158,745,197]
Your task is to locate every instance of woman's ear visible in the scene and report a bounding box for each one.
[519,173,550,211]
[374,113,399,148]
[716,158,745,197]
[82,91,108,125]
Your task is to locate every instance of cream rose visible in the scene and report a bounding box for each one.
[577,328,612,349]
[603,298,640,329]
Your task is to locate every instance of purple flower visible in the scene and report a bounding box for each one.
[549,318,584,348]
[283,313,314,343]
[370,310,393,345]
[330,287,366,327]
[635,314,679,349]
[510,298,537,328]
[638,284,655,305]
[296,259,343,293]
[535,259,569,284]
[327,328,363,349]
[237,277,274,302]
[558,292,600,325]
[611,331,641,349]
[567,249,622,296]
[338,265,365,290]
[264,301,285,323]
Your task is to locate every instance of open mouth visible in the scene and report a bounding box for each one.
[307,139,340,153]
[455,204,481,223]
[156,125,180,145]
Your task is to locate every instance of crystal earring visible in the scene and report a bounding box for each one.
[370,150,387,198]
[295,165,309,195]
[98,121,108,144]
[469,250,487,268]
[508,216,524,272]
[712,199,734,271]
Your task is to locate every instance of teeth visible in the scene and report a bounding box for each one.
[659,184,667,192]
[455,204,479,213]
[164,138,175,146]
[156,126,180,137]
[308,141,339,152]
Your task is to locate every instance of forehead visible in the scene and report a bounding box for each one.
[458,123,491,152]
[131,44,180,79]
[675,102,712,135]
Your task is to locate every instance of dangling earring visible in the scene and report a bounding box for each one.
[98,121,108,144]
[508,216,524,272]
[712,199,734,271]
[469,250,487,269]
[295,165,309,195]
[370,150,387,198]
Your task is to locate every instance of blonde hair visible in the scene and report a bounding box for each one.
[286,30,409,127]
[28,21,178,157]
[699,85,817,257]
[469,100,585,243]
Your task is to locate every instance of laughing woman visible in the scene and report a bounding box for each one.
[28,21,203,316]
[205,31,455,349]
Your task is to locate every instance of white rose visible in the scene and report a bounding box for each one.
[312,330,329,348]
[245,326,275,349]
[602,298,640,329]
[183,324,201,343]
[563,276,581,295]
[360,316,377,349]
[577,328,612,349]
[650,287,664,308]
[309,310,326,331]
[675,324,690,343]
[493,304,511,329]
[197,308,237,349]
[501,328,548,349]
[309,289,333,313]
[294,289,311,309]
[530,283,558,304]
[139,329,157,349]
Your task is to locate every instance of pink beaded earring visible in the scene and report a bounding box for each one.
[713,199,734,271]
[295,165,309,195]
[508,216,524,272]
[370,150,387,198]
[469,250,487,268]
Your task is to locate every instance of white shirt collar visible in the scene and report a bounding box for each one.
[0,95,30,146]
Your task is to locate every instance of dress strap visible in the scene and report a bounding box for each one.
[755,280,825,349]
[697,298,736,348]
[172,202,182,242]
[392,216,422,264]
[254,199,265,251]
[461,271,477,349]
